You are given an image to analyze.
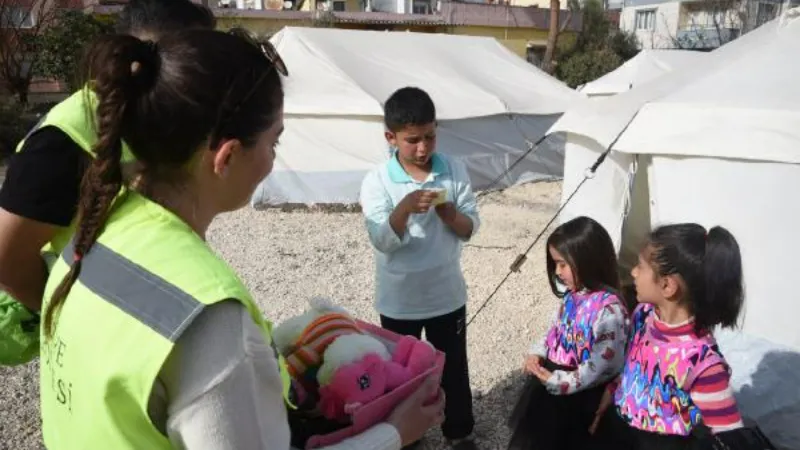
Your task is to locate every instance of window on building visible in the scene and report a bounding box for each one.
[687,8,726,28]
[710,10,726,27]
[0,7,35,28]
[634,9,656,30]
[412,0,431,14]
[332,0,346,10]
[756,2,777,26]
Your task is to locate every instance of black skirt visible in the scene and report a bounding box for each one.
[590,407,695,450]
[507,359,606,450]
[591,408,778,450]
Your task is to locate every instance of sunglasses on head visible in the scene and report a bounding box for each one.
[228,27,289,76]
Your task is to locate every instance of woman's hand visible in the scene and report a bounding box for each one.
[588,388,613,435]
[387,375,446,447]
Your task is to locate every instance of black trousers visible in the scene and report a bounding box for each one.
[380,306,475,440]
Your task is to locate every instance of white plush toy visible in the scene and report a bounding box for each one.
[272,297,391,385]
[272,297,350,355]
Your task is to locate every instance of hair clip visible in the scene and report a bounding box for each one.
[227,27,288,76]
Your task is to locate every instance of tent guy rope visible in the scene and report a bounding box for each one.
[465,110,642,328]
[465,150,608,327]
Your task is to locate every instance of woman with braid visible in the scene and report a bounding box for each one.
[38,30,444,450]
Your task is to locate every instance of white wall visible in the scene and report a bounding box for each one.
[620,1,682,49]
[368,0,408,12]
[369,0,399,11]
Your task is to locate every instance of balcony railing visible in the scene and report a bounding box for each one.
[676,25,739,48]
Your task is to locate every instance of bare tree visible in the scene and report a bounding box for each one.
[541,0,579,72]
[541,0,560,73]
[0,0,63,104]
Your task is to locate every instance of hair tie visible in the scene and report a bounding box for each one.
[132,40,158,72]
[130,39,160,90]
[130,61,142,76]
[73,252,83,263]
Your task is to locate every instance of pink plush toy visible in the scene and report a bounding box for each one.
[318,335,437,421]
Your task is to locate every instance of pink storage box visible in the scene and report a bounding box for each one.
[304,320,446,449]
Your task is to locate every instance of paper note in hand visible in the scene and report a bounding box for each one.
[429,188,447,206]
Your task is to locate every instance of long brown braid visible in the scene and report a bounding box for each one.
[43,36,157,338]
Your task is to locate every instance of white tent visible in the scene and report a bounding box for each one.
[252,27,583,206]
[549,8,800,448]
[578,49,705,97]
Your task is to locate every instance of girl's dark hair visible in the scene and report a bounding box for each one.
[546,216,621,298]
[43,30,284,337]
[646,224,744,332]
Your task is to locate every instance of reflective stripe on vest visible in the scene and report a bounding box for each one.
[61,239,204,341]
[60,239,288,364]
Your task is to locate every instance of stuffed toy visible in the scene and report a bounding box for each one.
[272,297,353,356]
[317,334,436,421]
[272,298,437,421]
[273,298,390,386]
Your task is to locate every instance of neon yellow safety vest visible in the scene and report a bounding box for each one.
[1,89,292,401]
[17,89,136,253]
[0,90,111,365]
[41,190,294,449]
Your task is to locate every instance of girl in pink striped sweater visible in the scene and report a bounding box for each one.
[590,223,748,450]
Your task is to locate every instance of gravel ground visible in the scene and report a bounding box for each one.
[0,181,562,450]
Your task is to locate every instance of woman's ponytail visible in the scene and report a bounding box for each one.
[43,35,160,338]
[698,226,744,331]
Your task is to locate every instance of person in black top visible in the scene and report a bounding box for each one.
[0,0,216,313]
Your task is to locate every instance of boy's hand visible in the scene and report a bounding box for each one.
[434,202,457,225]
[399,190,438,214]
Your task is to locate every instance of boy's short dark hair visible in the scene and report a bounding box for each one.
[383,87,436,133]
[116,0,216,37]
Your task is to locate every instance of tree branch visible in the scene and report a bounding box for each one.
[0,0,63,103]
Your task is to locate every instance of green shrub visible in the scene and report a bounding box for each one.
[553,0,639,88]
[556,47,623,89]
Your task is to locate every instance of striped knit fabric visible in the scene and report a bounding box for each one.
[284,313,362,378]
[653,318,744,432]
[614,305,745,435]
[688,356,745,432]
